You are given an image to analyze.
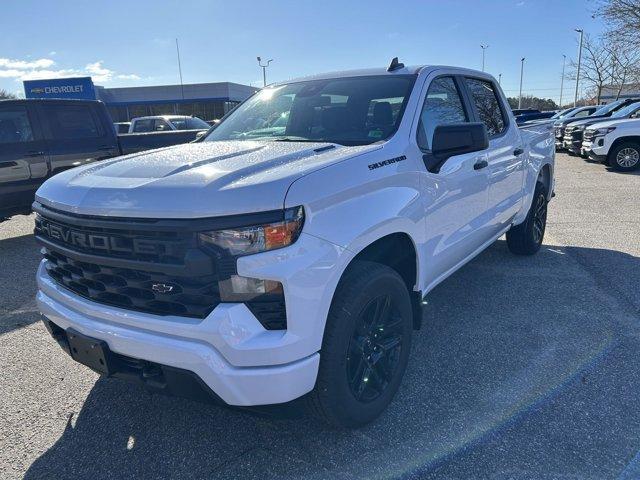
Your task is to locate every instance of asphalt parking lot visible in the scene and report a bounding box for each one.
[1,153,639,480]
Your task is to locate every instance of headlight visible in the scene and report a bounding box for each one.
[593,126,616,136]
[198,206,304,256]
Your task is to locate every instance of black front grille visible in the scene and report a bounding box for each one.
[44,248,220,318]
[35,204,288,329]
[583,130,595,141]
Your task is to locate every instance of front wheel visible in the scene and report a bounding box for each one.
[506,181,548,255]
[608,142,640,172]
[307,261,413,428]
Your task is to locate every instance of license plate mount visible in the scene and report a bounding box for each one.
[67,329,112,375]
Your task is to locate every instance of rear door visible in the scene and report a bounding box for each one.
[36,102,119,174]
[0,103,50,212]
[463,77,524,235]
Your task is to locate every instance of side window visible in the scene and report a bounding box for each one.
[574,110,591,118]
[133,119,154,132]
[465,78,506,136]
[0,107,34,144]
[417,76,468,150]
[153,119,171,131]
[42,105,102,139]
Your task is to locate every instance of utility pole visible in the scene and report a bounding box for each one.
[560,54,566,108]
[175,38,185,101]
[574,29,584,107]
[257,57,273,87]
[480,45,489,72]
[518,57,525,109]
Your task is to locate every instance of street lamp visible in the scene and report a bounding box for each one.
[518,57,525,109]
[560,54,566,108]
[480,44,489,72]
[498,73,502,85]
[573,29,584,107]
[257,56,273,87]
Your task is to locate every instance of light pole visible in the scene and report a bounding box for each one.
[257,57,273,87]
[573,29,584,107]
[498,73,502,85]
[518,57,525,109]
[559,54,566,108]
[480,44,489,72]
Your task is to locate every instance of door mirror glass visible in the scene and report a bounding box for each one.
[432,122,489,161]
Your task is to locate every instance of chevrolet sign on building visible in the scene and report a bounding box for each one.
[24,77,96,100]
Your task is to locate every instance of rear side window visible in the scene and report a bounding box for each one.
[465,78,506,136]
[42,105,102,139]
[417,76,468,150]
[153,119,171,131]
[0,107,34,144]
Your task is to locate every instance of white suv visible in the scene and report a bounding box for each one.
[582,116,640,171]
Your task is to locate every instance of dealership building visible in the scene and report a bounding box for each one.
[23,77,258,122]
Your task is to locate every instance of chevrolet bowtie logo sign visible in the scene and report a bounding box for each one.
[151,283,174,294]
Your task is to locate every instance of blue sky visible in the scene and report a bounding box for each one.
[1,0,603,103]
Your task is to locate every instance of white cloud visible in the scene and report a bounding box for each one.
[49,51,57,56]
[0,57,140,84]
[0,58,55,70]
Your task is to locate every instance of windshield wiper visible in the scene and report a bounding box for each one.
[273,137,324,143]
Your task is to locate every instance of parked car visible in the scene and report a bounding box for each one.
[0,99,212,219]
[554,106,599,150]
[514,110,556,125]
[113,122,130,134]
[561,98,640,155]
[582,116,640,171]
[128,115,210,133]
[33,62,554,427]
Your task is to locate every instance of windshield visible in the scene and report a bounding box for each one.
[610,102,640,118]
[551,108,575,119]
[592,100,625,116]
[170,117,210,130]
[204,75,416,146]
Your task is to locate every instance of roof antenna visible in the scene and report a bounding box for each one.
[387,57,405,72]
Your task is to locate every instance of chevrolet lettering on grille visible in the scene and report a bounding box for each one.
[37,218,163,255]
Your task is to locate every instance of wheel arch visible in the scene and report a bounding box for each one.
[342,232,423,329]
[609,136,640,157]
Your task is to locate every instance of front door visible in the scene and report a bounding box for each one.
[415,75,492,287]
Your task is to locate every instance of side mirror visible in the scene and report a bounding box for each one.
[425,122,489,173]
[195,130,207,140]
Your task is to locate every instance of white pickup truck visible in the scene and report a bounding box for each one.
[34,60,555,427]
[582,117,640,171]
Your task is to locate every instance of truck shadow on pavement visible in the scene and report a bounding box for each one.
[0,231,41,335]
[22,240,640,480]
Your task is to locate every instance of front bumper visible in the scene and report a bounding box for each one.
[36,232,351,406]
[581,136,610,161]
[563,132,584,153]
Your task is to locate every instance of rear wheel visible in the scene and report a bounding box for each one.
[307,261,413,428]
[506,181,548,255]
[608,142,640,172]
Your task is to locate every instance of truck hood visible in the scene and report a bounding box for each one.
[36,140,380,218]
[584,117,640,131]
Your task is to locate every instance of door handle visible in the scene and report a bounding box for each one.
[473,159,488,170]
[513,148,524,156]
[26,151,45,157]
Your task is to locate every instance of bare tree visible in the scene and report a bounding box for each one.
[606,41,640,99]
[568,34,612,104]
[0,89,16,100]
[597,0,640,49]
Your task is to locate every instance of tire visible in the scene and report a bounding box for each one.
[307,261,413,428]
[506,181,548,256]
[608,142,640,172]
